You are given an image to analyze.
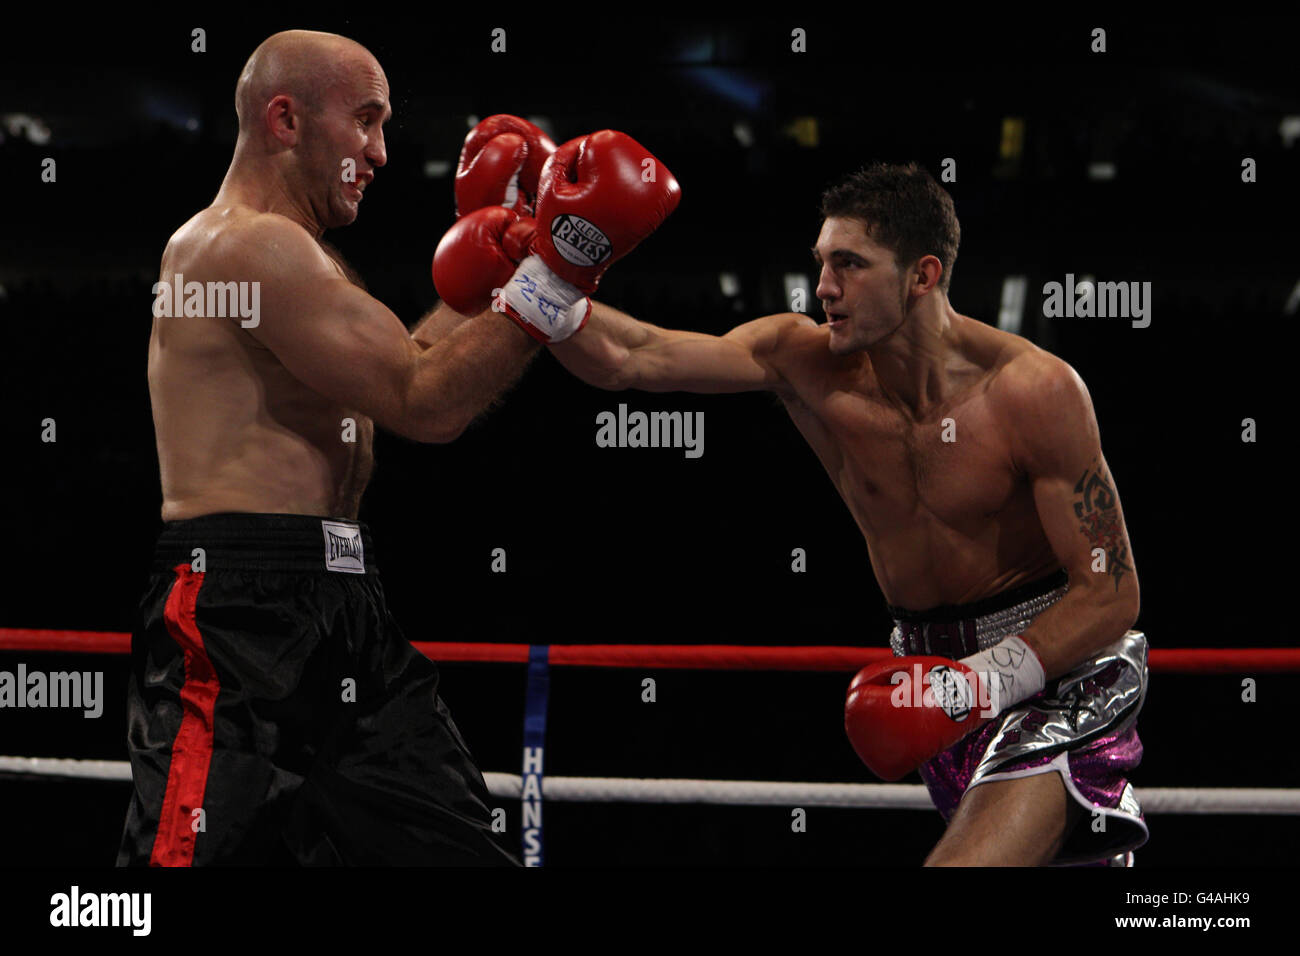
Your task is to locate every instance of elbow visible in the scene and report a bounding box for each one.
[1102,573,1141,634]
[1070,569,1140,638]
[418,415,468,444]
[394,408,467,444]
[1121,575,1141,630]
[1116,558,1140,625]
[395,379,469,444]
[436,421,468,444]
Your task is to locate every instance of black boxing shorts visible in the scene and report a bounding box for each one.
[117,512,518,866]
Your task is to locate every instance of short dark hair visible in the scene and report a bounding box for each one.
[820,162,960,294]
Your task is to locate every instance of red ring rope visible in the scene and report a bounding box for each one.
[0,628,1295,673]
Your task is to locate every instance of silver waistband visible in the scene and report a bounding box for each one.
[890,583,1070,656]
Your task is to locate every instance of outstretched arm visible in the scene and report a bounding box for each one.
[550,302,814,394]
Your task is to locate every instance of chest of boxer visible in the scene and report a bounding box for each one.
[151,307,374,519]
[782,361,1054,599]
[242,345,376,515]
[791,365,1021,521]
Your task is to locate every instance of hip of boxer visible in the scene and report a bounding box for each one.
[119,512,516,866]
[148,511,379,576]
[888,571,1149,866]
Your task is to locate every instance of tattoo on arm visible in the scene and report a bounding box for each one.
[1073,460,1134,592]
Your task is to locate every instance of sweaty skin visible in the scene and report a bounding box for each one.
[550,216,1139,680]
[151,221,376,519]
[550,215,1141,865]
[149,30,536,521]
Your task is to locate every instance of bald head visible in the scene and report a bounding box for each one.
[226,30,390,231]
[235,30,378,133]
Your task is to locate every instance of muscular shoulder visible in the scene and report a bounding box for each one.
[722,312,829,391]
[989,345,1099,472]
[725,311,821,350]
[166,206,328,281]
[727,311,830,368]
[992,345,1090,412]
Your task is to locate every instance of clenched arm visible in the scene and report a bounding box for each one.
[411,301,474,349]
[549,302,812,394]
[997,354,1141,679]
[223,215,538,442]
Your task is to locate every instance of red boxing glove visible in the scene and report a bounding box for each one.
[531,130,681,294]
[497,130,681,343]
[844,656,995,782]
[455,114,556,218]
[432,206,538,316]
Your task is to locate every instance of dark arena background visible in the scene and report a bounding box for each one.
[0,9,1296,933]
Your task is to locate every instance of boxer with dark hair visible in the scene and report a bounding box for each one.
[548,160,1147,866]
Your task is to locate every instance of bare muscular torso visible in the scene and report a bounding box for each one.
[774,315,1061,610]
[148,205,374,521]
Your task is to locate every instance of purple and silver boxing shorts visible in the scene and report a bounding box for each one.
[889,571,1149,866]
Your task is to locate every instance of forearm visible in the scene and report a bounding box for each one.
[549,301,658,389]
[407,311,539,441]
[411,301,474,349]
[1017,579,1140,679]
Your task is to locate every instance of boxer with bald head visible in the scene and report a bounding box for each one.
[119,30,542,865]
[151,30,537,521]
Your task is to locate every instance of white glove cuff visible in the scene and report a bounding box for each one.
[499,255,590,343]
[959,635,1046,718]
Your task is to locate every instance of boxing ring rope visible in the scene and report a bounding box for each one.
[2,629,1298,825]
[1,756,1297,815]
[3,629,1298,673]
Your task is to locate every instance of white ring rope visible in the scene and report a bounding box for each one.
[1,757,131,781]
[2,756,1296,814]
